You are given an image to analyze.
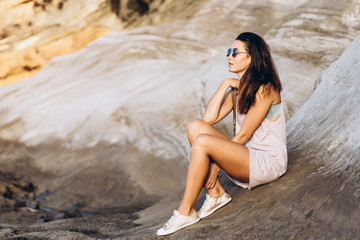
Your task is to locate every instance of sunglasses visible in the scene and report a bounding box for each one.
[227,48,247,57]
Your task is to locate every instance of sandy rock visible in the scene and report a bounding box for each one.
[0,0,116,85]
[0,0,359,239]
[0,0,207,86]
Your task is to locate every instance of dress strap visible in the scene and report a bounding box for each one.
[232,88,237,137]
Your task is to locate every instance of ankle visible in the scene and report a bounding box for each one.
[208,187,225,198]
[178,206,195,216]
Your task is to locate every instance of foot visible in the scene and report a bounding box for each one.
[157,209,200,236]
[198,192,231,219]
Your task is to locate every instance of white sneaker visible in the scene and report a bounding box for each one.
[157,209,200,236]
[198,192,232,219]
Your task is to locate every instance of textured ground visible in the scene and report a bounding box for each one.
[0,0,359,239]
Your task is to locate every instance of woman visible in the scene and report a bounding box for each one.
[157,32,287,236]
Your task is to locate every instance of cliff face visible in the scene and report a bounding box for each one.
[0,0,207,85]
[0,0,359,239]
[0,0,114,85]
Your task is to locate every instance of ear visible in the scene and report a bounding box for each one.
[247,55,251,65]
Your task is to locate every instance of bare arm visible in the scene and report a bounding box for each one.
[203,78,240,125]
[232,86,275,144]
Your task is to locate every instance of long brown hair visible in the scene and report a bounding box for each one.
[235,32,282,114]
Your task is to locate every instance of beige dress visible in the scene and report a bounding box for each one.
[228,103,288,189]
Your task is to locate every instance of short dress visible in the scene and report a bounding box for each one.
[227,103,288,189]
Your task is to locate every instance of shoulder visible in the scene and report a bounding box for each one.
[256,83,279,104]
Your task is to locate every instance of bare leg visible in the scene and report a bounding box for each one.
[178,139,210,215]
[187,119,228,197]
[178,120,249,215]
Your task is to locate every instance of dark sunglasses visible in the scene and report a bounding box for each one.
[227,48,247,57]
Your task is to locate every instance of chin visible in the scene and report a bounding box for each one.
[228,68,236,73]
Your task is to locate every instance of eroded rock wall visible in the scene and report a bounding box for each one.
[0,1,359,237]
[0,0,207,85]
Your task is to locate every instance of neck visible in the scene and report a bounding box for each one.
[237,73,244,80]
[237,71,246,79]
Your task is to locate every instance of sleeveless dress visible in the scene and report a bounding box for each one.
[227,103,288,189]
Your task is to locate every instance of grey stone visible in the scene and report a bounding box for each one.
[0,0,359,239]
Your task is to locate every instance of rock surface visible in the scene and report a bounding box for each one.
[0,0,359,239]
[266,0,360,117]
[3,27,358,240]
[0,0,207,85]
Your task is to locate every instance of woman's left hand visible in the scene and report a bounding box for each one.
[205,164,219,189]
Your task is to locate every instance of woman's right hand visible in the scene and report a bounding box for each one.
[223,78,241,92]
[203,78,239,124]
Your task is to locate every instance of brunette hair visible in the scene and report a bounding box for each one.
[235,32,282,114]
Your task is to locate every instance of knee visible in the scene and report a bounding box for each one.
[187,119,204,137]
[192,133,209,150]
[190,134,211,165]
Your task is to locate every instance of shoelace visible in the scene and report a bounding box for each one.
[200,198,216,212]
[163,214,176,228]
[199,199,208,213]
